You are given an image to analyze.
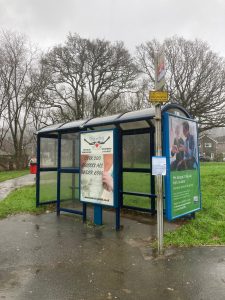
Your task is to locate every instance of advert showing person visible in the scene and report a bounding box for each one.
[80,130,114,206]
[167,115,201,220]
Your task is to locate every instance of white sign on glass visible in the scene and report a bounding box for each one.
[152,156,167,176]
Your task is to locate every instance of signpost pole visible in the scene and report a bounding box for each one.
[155,103,164,254]
[154,47,165,255]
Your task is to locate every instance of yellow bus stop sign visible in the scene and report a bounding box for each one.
[149,91,169,103]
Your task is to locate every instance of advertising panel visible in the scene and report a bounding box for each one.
[164,113,201,220]
[80,129,117,207]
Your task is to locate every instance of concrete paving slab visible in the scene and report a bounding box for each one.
[0,211,225,300]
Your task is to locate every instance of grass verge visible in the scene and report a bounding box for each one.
[0,185,52,219]
[164,162,225,247]
[0,169,29,183]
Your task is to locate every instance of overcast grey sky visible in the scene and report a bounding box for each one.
[0,0,225,56]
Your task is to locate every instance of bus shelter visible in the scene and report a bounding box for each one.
[36,103,199,230]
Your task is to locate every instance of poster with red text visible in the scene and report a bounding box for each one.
[80,130,114,206]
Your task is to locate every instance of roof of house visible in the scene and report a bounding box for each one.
[199,134,218,143]
[199,134,225,144]
[215,136,225,143]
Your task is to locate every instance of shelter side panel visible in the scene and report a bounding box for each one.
[164,113,201,220]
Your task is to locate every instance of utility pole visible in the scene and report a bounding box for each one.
[155,103,164,254]
[152,47,167,254]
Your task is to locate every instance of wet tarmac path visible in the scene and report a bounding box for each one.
[0,174,35,201]
[0,212,225,300]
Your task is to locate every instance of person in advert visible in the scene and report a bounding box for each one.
[170,124,185,171]
[177,121,197,170]
[102,154,113,192]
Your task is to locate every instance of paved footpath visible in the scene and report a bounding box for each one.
[0,211,225,300]
[0,175,225,299]
[0,174,35,201]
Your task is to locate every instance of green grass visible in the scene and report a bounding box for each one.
[164,162,225,247]
[0,169,29,183]
[0,185,48,219]
[123,172,151,208]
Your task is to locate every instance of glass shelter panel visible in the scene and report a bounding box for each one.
[60,173,81,210]
[123,172,150,194]
[123,195,151,209]
[61,133,80,168]
[123,133,150,168]
[39,171,57,202]
[120,120,149,130]
[40,138,58,168]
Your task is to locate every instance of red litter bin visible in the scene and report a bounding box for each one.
[29,158,37,174]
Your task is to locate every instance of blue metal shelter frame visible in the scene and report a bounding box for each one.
[36,103,191,228]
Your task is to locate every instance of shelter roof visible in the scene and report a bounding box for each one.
[37,103,190,135]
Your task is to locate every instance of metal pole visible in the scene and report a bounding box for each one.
[72,137,75,201]
[154,47,165,255]
[150,128,156,214]
[155,103,164,254]
[57,133,61,216]
[36,135,40,207]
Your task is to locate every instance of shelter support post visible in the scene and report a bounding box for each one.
[150,128,156,214]
[36,135,40,207]
[94,204,103,225]
[72,138,76,201]
[57,133,61,216]
[82,203,87,223]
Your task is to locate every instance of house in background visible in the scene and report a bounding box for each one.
[215,136,225,159]
[199,134,225,160]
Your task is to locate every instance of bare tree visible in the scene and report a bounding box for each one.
[137,36,225,131]
[0,30,45,168]
[29,60,54,130]
[85,38,138,117]
[41,34,88,121]
[124,78,150,111]
[0,35,11,149]
[42,33,138,121]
